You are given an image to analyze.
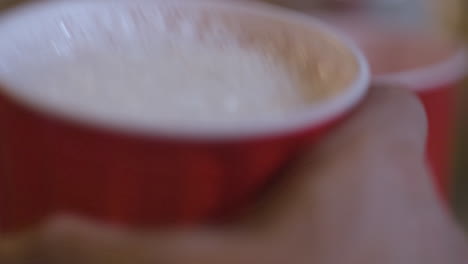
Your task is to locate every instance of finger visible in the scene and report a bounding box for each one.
[0,215,274,264]
[307,85,433,214]
[319,84,427,157]
[249,85,429,226]
[248,85,467,263]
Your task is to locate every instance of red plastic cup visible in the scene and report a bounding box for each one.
[0,1,370,232]
[375,47,467,200]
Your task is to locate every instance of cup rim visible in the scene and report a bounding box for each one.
[374,47,467,92]
[0,0,370,141]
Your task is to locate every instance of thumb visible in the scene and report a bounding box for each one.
[248,85,467,263]
[250,85,430,228]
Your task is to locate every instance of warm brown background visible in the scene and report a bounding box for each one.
[0,0,31,10]
[453,0,468,230]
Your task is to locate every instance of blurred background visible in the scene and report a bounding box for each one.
[0,0,467,227]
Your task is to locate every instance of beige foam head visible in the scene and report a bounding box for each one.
[0,0,369,139]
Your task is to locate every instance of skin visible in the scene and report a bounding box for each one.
[0,85,467,264]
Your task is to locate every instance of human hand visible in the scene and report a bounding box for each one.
[1,85,466,264]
